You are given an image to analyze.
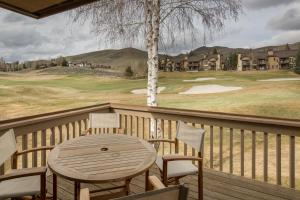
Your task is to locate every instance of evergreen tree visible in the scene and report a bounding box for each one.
[213,48,218,55]
[296,48,300,67]
[285,43,290,51]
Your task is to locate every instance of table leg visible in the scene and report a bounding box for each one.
[74,181,80,200]
[145,169,149,191]
[125,179,131,195]
[53,174,57,200]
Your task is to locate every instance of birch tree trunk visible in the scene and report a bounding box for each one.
[146,0,161,139]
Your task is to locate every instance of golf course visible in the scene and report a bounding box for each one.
[0,70,300,120]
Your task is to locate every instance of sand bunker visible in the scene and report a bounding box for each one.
[179,85,242,94]
[131,87,166,94]
[258,78,300,82]
[183,77,216,82]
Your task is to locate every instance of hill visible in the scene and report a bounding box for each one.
[66,47,148,75]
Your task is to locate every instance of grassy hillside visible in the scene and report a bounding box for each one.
[67,48,148,75]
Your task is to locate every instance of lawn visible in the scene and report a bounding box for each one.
[0,70,299,120]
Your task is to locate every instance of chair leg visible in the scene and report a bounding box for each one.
[163,160,168,186]
[145,169,150,191]
[40,173,46,200]
[53,174,57,200]
[198,161,203,200]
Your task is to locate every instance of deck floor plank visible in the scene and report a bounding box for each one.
[46,166,300,200]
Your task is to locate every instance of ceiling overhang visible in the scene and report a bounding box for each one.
[0,0,98,19]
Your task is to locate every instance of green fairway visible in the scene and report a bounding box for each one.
[0,70,300,120]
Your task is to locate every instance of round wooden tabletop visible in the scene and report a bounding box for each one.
[47,134,156,183]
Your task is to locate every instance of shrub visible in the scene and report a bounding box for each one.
[294,67,300,75]
[124,66,134,77]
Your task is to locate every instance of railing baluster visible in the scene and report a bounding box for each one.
[130,115,133,136]
[78,121,82,136]
[136,116,139,138]
[50,127,55,146]
[41,129,46,166]
[124,115,128,135]
[192,123,196,164]
[201,124,205,158]
[58,125,63,143]
[72,122,76,138]
[0,164,4,175]
[210,126,214,169]
[252,131,256,179]
[241,129,244,176]
[142,117,145,139]
[276,134,281,185]
[22,134,28,168]
[84,119,87,131]
[32,131,38,167]
[161,119,165,155]
[229,128,233,174]
[289,135,295,188]
[219,127,223,171]
[263,132,268,182]
[66,123,70,140]
[168,120,172,154]
[148,118,151,139]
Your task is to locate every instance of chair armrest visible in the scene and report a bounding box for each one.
[16,146,54,156]
[0,167,47,182]
[162,155,202,162]
[148,139,175,144]
[148,176,165,190]
[80,188,90,200]
[80,128,92,136]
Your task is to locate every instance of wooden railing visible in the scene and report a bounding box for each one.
[0,103,299,190]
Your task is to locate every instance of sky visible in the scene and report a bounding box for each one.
[0,0,300,62]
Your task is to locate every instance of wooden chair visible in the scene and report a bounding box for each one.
[80,176,189,200]
[81,113,123,135]
[148,121,205,200]
[0,129,53,200]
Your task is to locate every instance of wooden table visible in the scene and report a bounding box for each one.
[47,134,156,200]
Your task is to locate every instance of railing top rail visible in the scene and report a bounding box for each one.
[0,103,111,131]
[110,103,300,129]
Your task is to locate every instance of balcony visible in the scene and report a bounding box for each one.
[0,103,299,199]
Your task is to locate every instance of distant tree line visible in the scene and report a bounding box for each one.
[0,56,68,72]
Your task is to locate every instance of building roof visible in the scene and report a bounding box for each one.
[276,50,298,58]
[0,0,98,19]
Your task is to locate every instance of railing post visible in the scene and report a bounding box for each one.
[219,127,223,171]
[240,129,244,177]
[263,132,268,182]
[252,131,256,179]
[276,134,281,185]
[22,134,28,169]
[289,135,295,188]
[32,131,38,167]
[229,128,233,174]
[210,126,214,169]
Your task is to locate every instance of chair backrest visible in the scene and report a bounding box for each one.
[89,113,120,129]
[113,185,188,200]
[176,121,205,153]
[0,129,17,165]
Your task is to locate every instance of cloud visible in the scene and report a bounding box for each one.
[243,0,297,10]
[0,29,49,48]
[256,31,300,47]
[267,8,300,31]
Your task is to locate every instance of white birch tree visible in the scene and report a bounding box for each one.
[72,0,242,138]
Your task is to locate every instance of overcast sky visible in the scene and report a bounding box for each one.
[0,0,300,62]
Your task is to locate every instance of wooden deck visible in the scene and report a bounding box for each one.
[46,165,300,200]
